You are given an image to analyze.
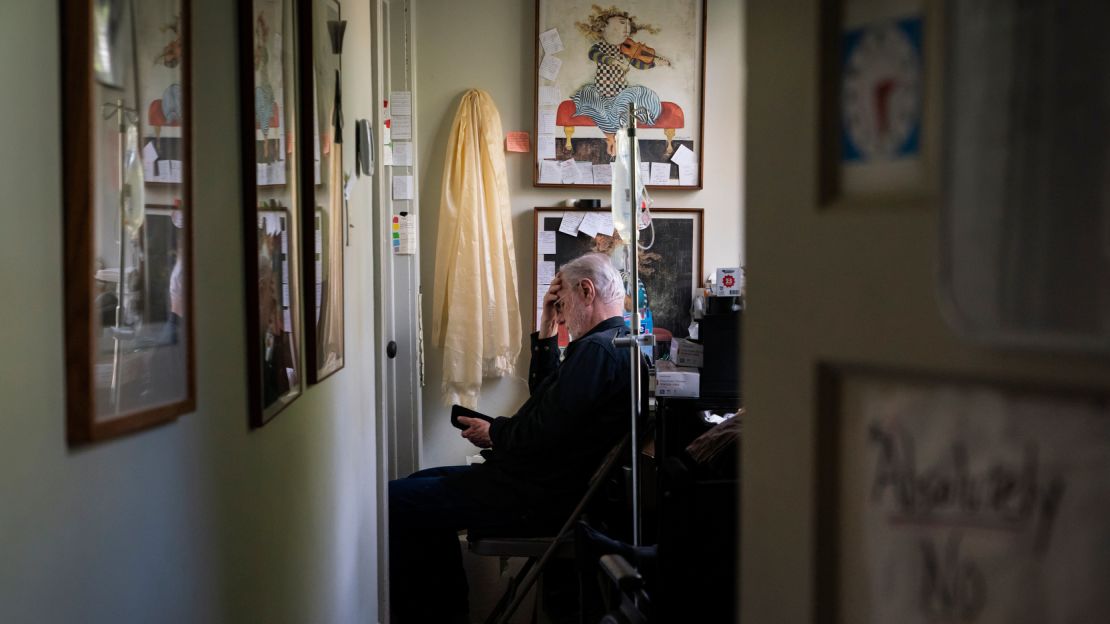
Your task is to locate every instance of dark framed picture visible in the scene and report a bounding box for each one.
[532,207,702,347]
[62,0,195,444]
[818,0,942,207]
[532,0,706,189]
[240,0,304,426]
[815,364,1110,623]
[299,0,345,383]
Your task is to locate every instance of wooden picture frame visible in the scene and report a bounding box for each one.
[299,0,345,384]
[815,364,1110,623]
[240,0,305,426]
[532,207,703,347]
[62,0,196,445]
[532,0,706,190]
[818,0,942,207]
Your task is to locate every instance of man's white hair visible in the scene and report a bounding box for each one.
[561,253,625,306]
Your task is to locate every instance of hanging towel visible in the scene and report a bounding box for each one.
[431,89,521,407]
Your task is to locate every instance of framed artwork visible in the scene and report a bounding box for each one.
[532,207,702,347]
[240,0,304,426]
[815,365,1110,623]
[818,0,942,206]
[62,0,195,444]
[532,0,706,189]
[299,0,345,383]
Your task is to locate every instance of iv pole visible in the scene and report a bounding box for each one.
[612,102,654,548]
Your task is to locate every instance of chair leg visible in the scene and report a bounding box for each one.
[564,127,574,152]
[485,557,538,624]
[663,128,675,157]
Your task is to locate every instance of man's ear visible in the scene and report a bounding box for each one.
[579,278,596,305]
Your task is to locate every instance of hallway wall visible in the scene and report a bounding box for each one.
[413,0,744,467]
[0,1,381,622]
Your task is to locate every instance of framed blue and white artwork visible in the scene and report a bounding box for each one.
[820,0,941,205]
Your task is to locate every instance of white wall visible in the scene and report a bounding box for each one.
[414,0,743,467]
[0,1,381,622]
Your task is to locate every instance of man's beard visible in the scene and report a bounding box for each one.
[566,305,591,340]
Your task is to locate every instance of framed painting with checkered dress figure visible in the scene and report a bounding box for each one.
[533,1,706,189]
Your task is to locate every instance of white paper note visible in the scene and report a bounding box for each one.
[592,164,613,185]
[537,135,556,160]
[391,115,412,140]
[559,211,584,236]
[539,85,560,107]
[576,162,594,184]
[142,141,158,164]
[578,212,600,238]
[257,163,269,186]
[539,28,564,55]
[538,231,557,255]
[639,162,650,183]
[678,163,698,186]
[538,55,562,81]
[392,141,413,166]
[392,175,414,200]
[397,214,416,255]
[538,108,557,134]
[595,212,614,237]
[382,143,393,166]
[558,159,577,184]
[537,260,556,285]
[389,91,412,116]
[271,162,286,185]
[538,159,562,184]
[169,160,183,183]
[650,162,671,185]
[670,144,696,166]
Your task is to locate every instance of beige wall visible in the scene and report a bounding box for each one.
[0,1,381,621]
[742,2,1110,622]
[414,0,744,467]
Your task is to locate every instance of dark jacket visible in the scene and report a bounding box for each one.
[447,316,632,521]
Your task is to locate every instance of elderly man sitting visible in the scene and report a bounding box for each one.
[389,252,633,623]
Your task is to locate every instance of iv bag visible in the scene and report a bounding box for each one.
[610,125,649,242]
[121,123,146,237]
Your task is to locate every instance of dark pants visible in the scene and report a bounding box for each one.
[389,465,539,623]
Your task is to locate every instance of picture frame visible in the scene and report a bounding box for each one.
[532,0,706,190]
[62,0,195,444]
[299,0,345,384]
[937,0,1110,353]
[815,364,1110,623]
[240,0,305,426]
[532,207,703,347]
[818,0,942,207]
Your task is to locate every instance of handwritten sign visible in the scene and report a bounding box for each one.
[832,375,1110,624]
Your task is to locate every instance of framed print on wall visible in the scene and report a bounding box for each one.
[299,0,345,384]
[62,0,195,445]
[240,0,304,426]
[533,0,706,189]
[818,0,942,206]
[815,365,1110,623]
[532,207,703,347]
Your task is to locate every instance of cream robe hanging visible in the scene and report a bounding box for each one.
[431,89,521,407]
